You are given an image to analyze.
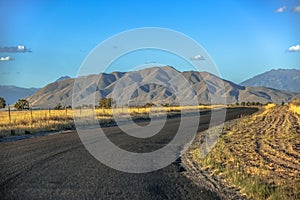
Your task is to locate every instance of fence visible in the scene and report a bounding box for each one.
[0,105,214,137]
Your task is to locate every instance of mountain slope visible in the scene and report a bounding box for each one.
[0,85,39,104]
[27,66,300,108]
[240,69,300,93]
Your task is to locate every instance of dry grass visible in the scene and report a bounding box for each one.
[0,105,215,137]
[0,109,74,137]
[290,99,300,115]
[188,105,300,199]
[265,103,276,109]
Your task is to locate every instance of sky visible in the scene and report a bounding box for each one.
[0,0,299,88]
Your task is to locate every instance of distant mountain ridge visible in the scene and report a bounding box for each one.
[240,69,300,93]
[26,66,300,108]
[0,76,71,105]
[0,85,39,104]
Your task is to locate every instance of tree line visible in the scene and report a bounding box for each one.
[0,97,30,110]
[0,96,275,111]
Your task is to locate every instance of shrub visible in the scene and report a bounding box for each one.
[99,98,113,108]
[54,103,63,110]
[0,97,6,108]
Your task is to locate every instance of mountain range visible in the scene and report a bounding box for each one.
[0,85,39,105]
[0,76,73,106]
[25,66,300,108]
[240,69,300,93]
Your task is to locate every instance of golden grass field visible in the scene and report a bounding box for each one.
[0,105,215,137]
[186,102,300,199]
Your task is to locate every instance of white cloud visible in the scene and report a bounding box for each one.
[0,45,31,53]
[293,6,300,12]
[0,56,14,61]
[275,6,286,13]
[288,44,300,52]
[191,54,205,60]
[17,45,25,50]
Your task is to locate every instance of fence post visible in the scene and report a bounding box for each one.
[8,104,11,123]
[30,107,33,122]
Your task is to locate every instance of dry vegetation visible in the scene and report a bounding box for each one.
[290,99,300,115]
[0,109,74,137]
[185,103,300,199]
[0,105,215,137]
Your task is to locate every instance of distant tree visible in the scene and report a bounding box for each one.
[241,102,246,106]
[235,102,239,106]
[14,99,29,110]
[255,102,260,106]
[99,98,112,108]
[66,105,72,109]
[144,103,154,108]
[0,97,6,108]
[281,101,285,106]
[54,103,63,110]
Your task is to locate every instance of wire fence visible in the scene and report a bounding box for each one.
[0,105,216,137]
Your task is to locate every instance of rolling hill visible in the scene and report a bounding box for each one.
[240,69,300,93]
[26,66,300,108]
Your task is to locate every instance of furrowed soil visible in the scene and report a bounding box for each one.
[183,105,300,200]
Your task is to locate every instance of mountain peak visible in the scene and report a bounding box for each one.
[55,76,71,82]
[160,65,178,71]
[240,69,300,93]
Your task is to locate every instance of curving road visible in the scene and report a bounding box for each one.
[0,108,258,200]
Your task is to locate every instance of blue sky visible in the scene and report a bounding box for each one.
[0,0,299,88]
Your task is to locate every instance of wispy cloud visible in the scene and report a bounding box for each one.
[191,54,205,61]
[293,6,300,12]
[0,56,14,61]
[0,45,31,53]
[144,61,157,64]
[275,6,287,13]
[288,44,300,52]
